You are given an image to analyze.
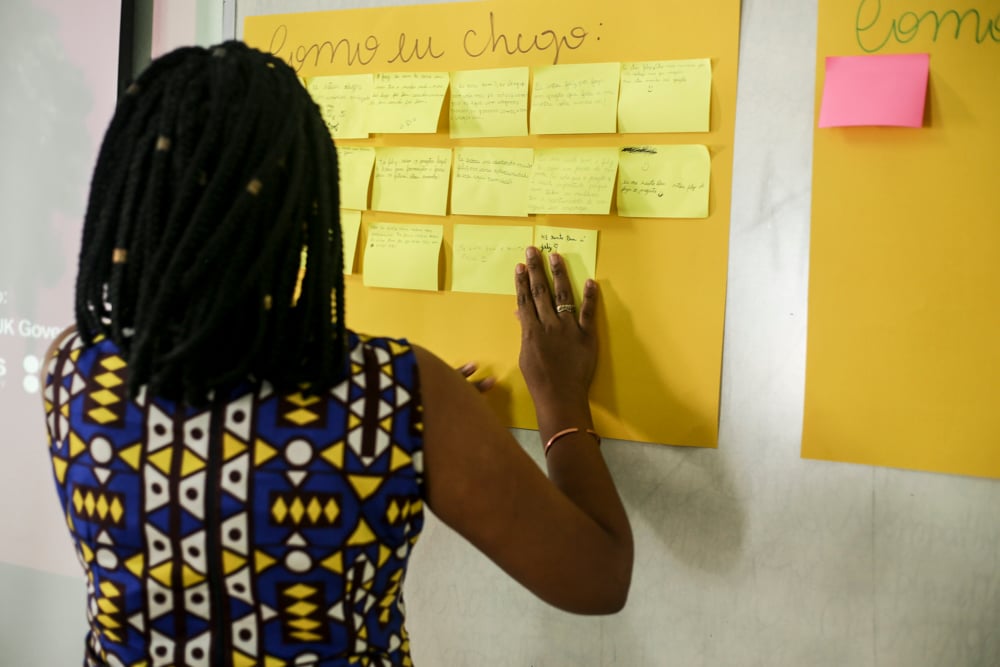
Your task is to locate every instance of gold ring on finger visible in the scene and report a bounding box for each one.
[556,304,575,314]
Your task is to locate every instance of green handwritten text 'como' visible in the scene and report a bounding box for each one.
[856,0,1000,52]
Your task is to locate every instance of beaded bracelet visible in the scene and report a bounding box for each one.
[544,427,601,457]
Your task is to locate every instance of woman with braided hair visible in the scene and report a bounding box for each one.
[42,42,631,666]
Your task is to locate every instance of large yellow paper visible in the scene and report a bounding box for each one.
[617,145,710,218]
[307,74,373,139]
[618,59,711,133]
[245,0,741,447]
[803,1,1000,478]
[340,209,362,273]
[528,148,618,215]
[530,62,621,135]
[534,226,598,304]
[450,67,529,138]
[451,147,533,217]
[363,222,443,291]
[336,146,375,211]
[371,147,452,216]
[369,72,449,134]
[452,224,533,295]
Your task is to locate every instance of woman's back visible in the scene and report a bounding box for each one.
[45,330,424,667]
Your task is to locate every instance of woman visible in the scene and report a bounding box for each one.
[43,42,632,667]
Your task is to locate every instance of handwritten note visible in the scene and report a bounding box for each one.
[617,145,710,219]
[371,147,452,216]
[307,73,373,139]
[340,209,362,273]
[527,148,618,215]
[368,72,450,133]
[818,53,929,128]
[534,225,598,304]
[452,224,533,295]
[618,59,711,133]
[363,222,443,291]
[336,146,376,211]
[450,67,529,138]
[530,62,621,135]
[451,147,533,217]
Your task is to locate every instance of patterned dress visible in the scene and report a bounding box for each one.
[43,331,425,667]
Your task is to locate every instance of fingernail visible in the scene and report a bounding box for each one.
[515,263,525,274]
[548,252,559,267]
[526,246,538,258]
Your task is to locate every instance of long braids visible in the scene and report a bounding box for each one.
[76,42,347,405]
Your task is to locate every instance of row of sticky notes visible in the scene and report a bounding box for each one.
[307,58,712,138]
[340,216,598,299]
[337,144,711,219]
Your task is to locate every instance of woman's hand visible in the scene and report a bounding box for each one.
[514,247,598,420]
[456,361,496,393]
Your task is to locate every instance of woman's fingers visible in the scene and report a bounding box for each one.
[525,246,558,326]
[578,278,599,334]
[515,261,538,327]
[549,253,576,320]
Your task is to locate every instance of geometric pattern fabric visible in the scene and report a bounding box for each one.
[45,332,425,667]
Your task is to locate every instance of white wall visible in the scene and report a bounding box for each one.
[2,0,997,665]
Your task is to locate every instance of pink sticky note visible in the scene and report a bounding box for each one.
[818,53,929,128]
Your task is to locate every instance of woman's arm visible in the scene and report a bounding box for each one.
[416,248,633,614]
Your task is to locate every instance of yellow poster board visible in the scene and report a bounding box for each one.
[244,0,741,446]
[804,1,1000,477]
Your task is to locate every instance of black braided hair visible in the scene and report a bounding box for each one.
[76,42,347,405]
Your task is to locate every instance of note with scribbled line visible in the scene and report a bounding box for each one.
[368,72,450,133]
[618,59,711,133]
[450,67,529,138]
[527,148,618,215]
[452,224,533,295]
[530,62,621,135]
[534,225,598,304]
[307,74,373,139]
[340,209,362,274]
[371,147,452,216]
[363,222,443,291]
[617,145,710,219]
[451,147,533,217]
[336,146,376,211]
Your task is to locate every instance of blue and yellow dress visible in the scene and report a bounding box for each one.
[43,330,425,667]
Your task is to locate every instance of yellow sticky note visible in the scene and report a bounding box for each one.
[340,209,362,274]
[336,146,375,211]
[371,147,452,216]
[617,145,710,219]
[450,67,529,138]
[528,148,618,215]
[363,222,443,291]
[369,72,450,134]
[530,62,621,135]
[307,74,373,139]
[534,226,598,304]
[451,147,533,217]
[618,59,711,133]
[452,224,533,296]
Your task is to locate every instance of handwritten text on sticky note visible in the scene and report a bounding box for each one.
[369,72,450,133]
[617,145,710,219]
[528,148,618,215]
[363,222,443,291]
[535,225,598,304]
[618,59,711,133]
[307,74,373,139]
[371,147,452,216]
[452,224,533,295]
[530,62,621,135]
[450,67,529,138]
[451,147,533,217]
